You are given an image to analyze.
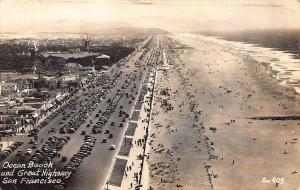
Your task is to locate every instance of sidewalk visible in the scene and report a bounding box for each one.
[108,69,156,190]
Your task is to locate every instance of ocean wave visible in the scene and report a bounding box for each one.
[175,33,300,94]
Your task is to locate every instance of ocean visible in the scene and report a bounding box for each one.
[175,33,300,94]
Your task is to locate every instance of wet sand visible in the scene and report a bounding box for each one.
[147,34,300,190]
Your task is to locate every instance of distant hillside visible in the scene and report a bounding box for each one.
[95,27,169,35]
[0,27,169,38]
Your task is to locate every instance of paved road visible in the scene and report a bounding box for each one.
[64,36,163,190]
[0,35,164,190]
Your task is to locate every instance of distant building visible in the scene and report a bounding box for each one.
[22,97,44,110]
[0,72,20,82]
[10,74,39,88]
[59,74,78,82]
[12,74,39,81]
[69,48,81,53]
[0,114,19,135]
[43,76,58,89]
[82,66,95,74]
[83,35,90,51]
[58,74,78,88]
[11,105,37,115]
[96,54,110,60]
[64,63,83,72]
[0,82,18,96]
[0,104,9,114]
[95,54,111,69]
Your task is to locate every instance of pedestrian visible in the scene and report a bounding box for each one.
[130,182,132,188]
[232,160,235,165]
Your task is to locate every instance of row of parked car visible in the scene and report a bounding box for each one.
[0,142,23,160]
[28,136,70,163]
[29,72,112,138]
[20,92,85,162]
[53,72,127,190]
[59,72,123,135]
[54,135,97,190]
[27,93,80,138]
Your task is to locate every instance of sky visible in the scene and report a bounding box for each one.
[1,0,300,33]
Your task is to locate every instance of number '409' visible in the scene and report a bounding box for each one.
[272,177,284,185]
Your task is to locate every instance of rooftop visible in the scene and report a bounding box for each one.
[96,54,110,59]
[65,63,83,68]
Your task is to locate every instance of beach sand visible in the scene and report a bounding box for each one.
[147,34,300,190]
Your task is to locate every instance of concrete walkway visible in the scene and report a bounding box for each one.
[107,69,156,190]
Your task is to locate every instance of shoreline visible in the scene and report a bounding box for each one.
[147,33,300,190]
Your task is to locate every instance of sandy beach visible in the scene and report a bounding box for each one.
[147,34,300,190]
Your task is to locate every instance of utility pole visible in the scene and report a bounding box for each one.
[105,180,109,190]
[6,134,9,147]
[124,134,126,147]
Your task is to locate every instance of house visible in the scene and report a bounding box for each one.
[0,104,9,114]
[64,63,83,72]
[58,74,78,88]
[0,72,20,82]
[95,54,111,67]
[69,48,81,53]
[11,105,37,115]
[96,54,110,60]
[0,114,19,135]
[43,76,58,89]
[0,82,18,96]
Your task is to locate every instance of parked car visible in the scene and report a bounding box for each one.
[26,149,32,155]
[109,145,116,150]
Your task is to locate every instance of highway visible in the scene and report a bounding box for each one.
[0,35,164,190]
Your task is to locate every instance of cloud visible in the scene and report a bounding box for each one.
[1,0,300,33]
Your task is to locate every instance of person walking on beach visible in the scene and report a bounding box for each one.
[232,160,235,165]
